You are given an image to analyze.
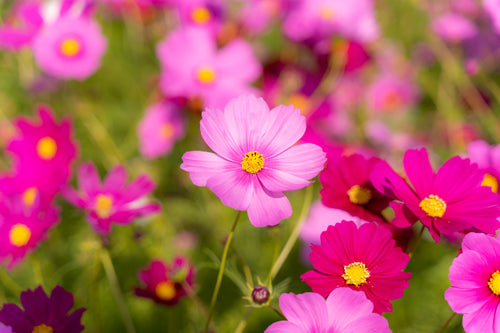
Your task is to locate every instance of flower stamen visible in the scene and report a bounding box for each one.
[347,185,372,205]
[419,194,447,217]
[32,324,54,333]
[241,151,264,174]
[482,173,499,193]
[95,194,113,219]
[155,281,176,301]
[37,137,57,160]
[10,224,31,247]
[342,262,370,287]
[489,271,500,295]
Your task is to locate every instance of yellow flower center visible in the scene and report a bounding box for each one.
[9,224,31,247]
[60,38,81,57]
[241,151,264,174]
[320,7,335,20]
[160,123,174,139]
[36,137,57,160]
[191,7,211,24]
[23,187,38,207]
[197,66,216,84]
[347,185,372,205]
[32,324,54,333]
[95,194,113,219]
[419,194,447,218]
[288,94,310,116]
[482,173,499,193]
[342,262,370,287]
[489,271,500,295]
[155,281,176,301]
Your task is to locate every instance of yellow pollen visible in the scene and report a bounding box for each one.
[241,151,264,174]
[342,262,370,287]
[347,185,372,205]
[9,224,31,247]
[320,7,335,20]
[419,194,447,218]
[155,281,176,301]
[36,137,57,160]
[191,7,211,24]
[489,271,500,296]
[197,66,216,84]
[95,194,113,219]
[160,123,174,139]
[482,173,499,193]
[32,324,54,333]
[23,187,38,207]
[60,38,81,57]
[288,94,310,116]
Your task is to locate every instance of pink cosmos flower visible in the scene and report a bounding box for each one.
[156,27,262,109]
[174,0,225,34]
[320,153,392,224]
[181,95,326,227]
[301,221,411,313]
[366,73,419,114]
[62,162,161,235]
[466,140,500,194]
[432,13,478,43]
[265,288,391,332]
[0,196,59,269]
[445,232,500,333]
[484,0,500,35]
[0,1,44,50]
[32,15,107,80]
[137,101,185,159]
[134,257,195,306]
[371,148,500,242]
[239,0,287,35]
[0,324,12,333]
[7,106,78,204]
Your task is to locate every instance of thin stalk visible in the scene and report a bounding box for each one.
[31,255,45,289]
[100,248,136,333]
[0,269,22,295]
[267,185,313,283]
[269,304,286,320]
[438,312,456,333]
[204,211,242,333]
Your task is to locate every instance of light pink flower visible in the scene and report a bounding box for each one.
[137,101,185,159]
[181,95,326,227]
[432,13,478,43]
[156,27,261,109]
[32,15,107,80]
[265,288,391,332]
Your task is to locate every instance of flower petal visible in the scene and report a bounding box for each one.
[258,168,311,192]
[265,143,326,180]
[206,167,255,211]
[278,292,328,332]
[181,151,234,187]
[246,181,292,227]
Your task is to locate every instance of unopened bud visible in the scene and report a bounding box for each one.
[252,285,270,304]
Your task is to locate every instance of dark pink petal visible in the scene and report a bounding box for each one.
[103,165,126,192]
[278,293,328,331]
[246,181,291,227]
[77,162,101,195]
[121,175,156,203]
[266,143,326,180]
[403,148,434,196]
[301,270,345,297]
[206,167,254,211]
[181,151,234,187]
[60,187,86,208]
[389,202,417,228]
[462,296,499,333]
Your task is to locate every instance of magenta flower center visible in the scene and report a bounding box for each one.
[60,38,81,57]
[347,185,372,205]
[419,194,447,218]
[159,123,175,139]
[191,6,211,24]
[241,151,265,174]
[22,187,38,207]
[95,194,113,219]
[197,66,216,84]
[32,324,54,333]
[155,281,176,301]
[482,173,499,193]
[489,271,500,296]
[36,136,57,160]
[342,262,370,287]
[9,224,31,247]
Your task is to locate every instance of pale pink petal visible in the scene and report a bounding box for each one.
[445,286,493,314]
[215,39,261,83]
[247,181,292,227]
[104,165,126,192]
[462,296,498,333]
[279,292,328,332]
[78,162,100,194]
[200,108,243,161]
[181,151,235,187]
[206,167,255,211]
[258,104,306,157]
[258,168,311,192]
[326,288,374,330]
[342,315,391,333]
[264,321,302,333]
[265,143,326,180]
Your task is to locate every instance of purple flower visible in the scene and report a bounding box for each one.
[0,285,85,333]
[181,95,326,227]
[466,140,500,194]
[62,162,161,235]
[265,288,391,332]
[432,13,478,43]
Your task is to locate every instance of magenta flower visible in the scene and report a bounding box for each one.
[156,27,261,109]
[32,15,106,80]
[175,0,225,34]
[320,153,391,223]
[0,324,12,333]
[484,0,500,34]
[62,162,161,235]
[371,148,500,242]
[467,140,500,194]
[0,285,85,333]
[366,73,419,114]
[265,288,391,332]
[181,95,326,227]
[134,257,195,306]
[137,101,185,159]
[7,105,78,194]
[0,196,59,268]
[301,221,411,313]
[445,232,500,333]
[0,1,44,51]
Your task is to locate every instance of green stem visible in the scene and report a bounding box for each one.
[438,312,456,333]
[267,186,313,283]
[0,269,22,295]
[269,304,286,320]
[31,255,45,289]
[234,308,253,333]
[204,211,241,333]
[100,248,136,333]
